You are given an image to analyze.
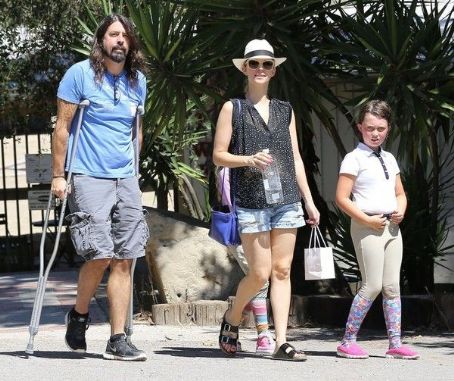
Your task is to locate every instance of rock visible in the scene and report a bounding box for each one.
[144,207,243,304]
[152,300,228,325]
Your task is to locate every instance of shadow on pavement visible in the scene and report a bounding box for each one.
[0,350,103,360]
[414,334,454,354]
[303,350,337,357]
[287,328,446,343]
[154,346,260,359]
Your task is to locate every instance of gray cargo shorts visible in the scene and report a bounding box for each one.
[66,174,150,261]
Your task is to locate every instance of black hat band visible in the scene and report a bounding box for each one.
[244,50,275,59]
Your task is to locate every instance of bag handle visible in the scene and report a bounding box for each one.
[219,167,228,203]
[308,225,328,249]
[218,99,242,213]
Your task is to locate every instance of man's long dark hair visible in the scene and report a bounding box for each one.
[90,14,146,87]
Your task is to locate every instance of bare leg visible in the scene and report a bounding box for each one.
[226,232,272,323]
[222,231,272,353]
[269,228,297,348]
[75,258,111,314]
[107,259,132,335]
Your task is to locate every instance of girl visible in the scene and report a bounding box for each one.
[336,100,419,360]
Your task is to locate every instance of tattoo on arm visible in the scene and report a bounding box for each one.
[52,99,79,177]
[56,99,78,131]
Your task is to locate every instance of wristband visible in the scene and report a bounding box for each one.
[53,175,65,179]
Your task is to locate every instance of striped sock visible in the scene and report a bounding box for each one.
[251,281,270,335]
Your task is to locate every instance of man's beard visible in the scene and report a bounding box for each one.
[104,46,127,63]
[110,50,126,63]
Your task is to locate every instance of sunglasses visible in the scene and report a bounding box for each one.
[113,75,121,104]
[247,60,275,70]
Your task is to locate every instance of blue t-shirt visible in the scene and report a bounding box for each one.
[57,59,146,178]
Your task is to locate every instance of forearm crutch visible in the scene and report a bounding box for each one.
[26,99,90,355]
[125,104,144,345]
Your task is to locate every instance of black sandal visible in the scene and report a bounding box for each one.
[218,313,239,356]
[272,343,307,361]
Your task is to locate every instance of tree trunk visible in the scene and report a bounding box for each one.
[156,182,168,211]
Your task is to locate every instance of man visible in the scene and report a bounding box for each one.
[51,14,148,361]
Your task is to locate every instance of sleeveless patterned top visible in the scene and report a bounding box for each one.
[230,98,301,209]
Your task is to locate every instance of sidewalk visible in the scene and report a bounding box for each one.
[0,270,453,381]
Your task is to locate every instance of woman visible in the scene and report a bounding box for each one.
[335,100,419,360]
[213,39,319,361]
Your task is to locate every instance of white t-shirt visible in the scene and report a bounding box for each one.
[339,142,400,214]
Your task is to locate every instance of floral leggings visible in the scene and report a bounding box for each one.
[342,219,403,348]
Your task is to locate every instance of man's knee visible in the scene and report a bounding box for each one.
[85,258,111,272]
[110,258,132,274]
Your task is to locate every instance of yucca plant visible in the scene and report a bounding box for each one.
[171,0,363,294]
[102,0,358,224]
[179,0,353,155]
[128,0,354,216]
[174,0,360,243]
[140,104,209,217]
[399,136,454,293]
[328,206,360,282]
[75,0,216,214]
[73,0,452,293]
[322,0,454,292]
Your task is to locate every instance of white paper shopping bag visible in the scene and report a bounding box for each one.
[304,226,336,280]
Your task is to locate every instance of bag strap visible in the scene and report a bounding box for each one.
[218,99,242,212]
[309,227,316,248]
[308,225,327,248]
[231,99,242,212]
[219,167,228,201]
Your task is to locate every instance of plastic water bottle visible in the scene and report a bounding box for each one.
[261,149,284,204]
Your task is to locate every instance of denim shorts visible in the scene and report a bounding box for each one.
[66,175,150,261]
[236,202,306,234]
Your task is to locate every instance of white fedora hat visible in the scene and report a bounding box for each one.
[232,39,287,71]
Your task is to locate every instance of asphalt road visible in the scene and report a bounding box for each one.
[0,270,453,381]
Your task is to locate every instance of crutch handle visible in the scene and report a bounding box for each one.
[137,105,144,116]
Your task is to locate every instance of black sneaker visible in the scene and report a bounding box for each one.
[103,334,147,361]
[65,308,90,352]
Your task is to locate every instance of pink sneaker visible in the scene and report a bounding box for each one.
[385,345,420,359]
[337,342,369,359]
[256,331,275,355]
